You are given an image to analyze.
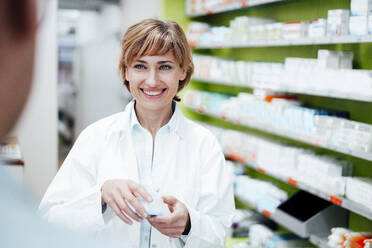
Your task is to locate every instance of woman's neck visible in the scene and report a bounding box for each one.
[134,102,173,138]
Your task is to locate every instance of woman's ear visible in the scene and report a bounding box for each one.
[180,68,187,81]
[125,66,129,82]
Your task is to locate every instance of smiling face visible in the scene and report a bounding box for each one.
[125,51,186,112]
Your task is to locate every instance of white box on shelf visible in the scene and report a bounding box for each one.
[340,51,354,69]
[369,15,372,34]
[317,50,354,69]
[317,50,340,69]
[308,18,327,38]
[349,16,369,35]
[351,0,372,16]
[345,177,372,210]
[282,21,308,40]
[327,9,350,36]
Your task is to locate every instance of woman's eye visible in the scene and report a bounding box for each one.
[134,64,146,69]
[159,65,171,70]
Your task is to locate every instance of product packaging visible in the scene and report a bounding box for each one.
[308,18,327,38]
[282,21,308,39]
[351,0,372,16]
[349,16,369,35]
[345,177,372,210]
[327,9,350,36]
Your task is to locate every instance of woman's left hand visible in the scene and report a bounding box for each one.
[148,196,191,238]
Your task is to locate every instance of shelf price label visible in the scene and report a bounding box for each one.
[197,107,205,114]
[288,177,297,186]
[329,195,343,206]
[227,153,246,164]
[262,210,272,218]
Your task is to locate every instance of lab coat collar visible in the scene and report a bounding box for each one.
[129,101,178,134]
[112,100,186,140]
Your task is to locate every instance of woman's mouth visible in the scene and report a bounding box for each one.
[141,88,167,98]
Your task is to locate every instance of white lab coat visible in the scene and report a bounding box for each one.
[39,101,235,248]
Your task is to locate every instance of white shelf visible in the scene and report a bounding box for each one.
[229,155,372,220]
[192,77,372,102]
[194,35,372,49]
[186,0,284,17]
[235,195,275,218]
[187,107,372,162]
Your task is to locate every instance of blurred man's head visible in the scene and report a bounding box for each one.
[0,0,38,138]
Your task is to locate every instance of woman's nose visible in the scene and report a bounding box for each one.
[146,70,158,87]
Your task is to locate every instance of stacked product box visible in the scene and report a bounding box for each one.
[193,52,372,99]
[187,3,372,47]
[235,175,288,214]
[327,9,350,36]
[308,19,327,38]
[184,90,372,157]
[220,130,260,164]
[315,116,372,153]
[230,16,275,44]
[317,49,354,69]
[187,22,210,47]
[186,0,282,15]
[282,21,308,40]
[204,122,372,211]
[295,154,351,195]
[349,0,372,35]
[204,123,353,197]
[345,177,372,210]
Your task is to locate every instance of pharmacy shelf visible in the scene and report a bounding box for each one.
[309,234,331,248]
[192,77,372,102]
[186,0,284,17]
[193,35,372,49]
[186,107,372,162]
[237,193,336,247]
[235,195,276,219]
[227,153,372,220]
[235,195,308,236]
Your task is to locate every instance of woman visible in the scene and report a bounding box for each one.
[39,19,235,248]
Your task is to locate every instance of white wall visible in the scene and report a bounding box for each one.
[73,1,160,135]
[12,0,58,202]
[120,0,160,31]
[74,5,132,135]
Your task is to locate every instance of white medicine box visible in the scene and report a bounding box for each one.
[349,16,369,35]
[351,0,372,16]
[327,9,350,36]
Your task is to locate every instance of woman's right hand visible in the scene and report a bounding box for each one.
[101,179,153,225]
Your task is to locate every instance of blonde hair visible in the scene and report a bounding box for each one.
[119,19,194,102]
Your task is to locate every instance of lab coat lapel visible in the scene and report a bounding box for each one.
[118,102,139,183]
[98,101,140,184]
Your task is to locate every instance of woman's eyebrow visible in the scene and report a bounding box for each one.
[158,60,175,64]
[135,60,148,64]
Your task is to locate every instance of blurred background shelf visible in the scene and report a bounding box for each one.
[194,35,372,49]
